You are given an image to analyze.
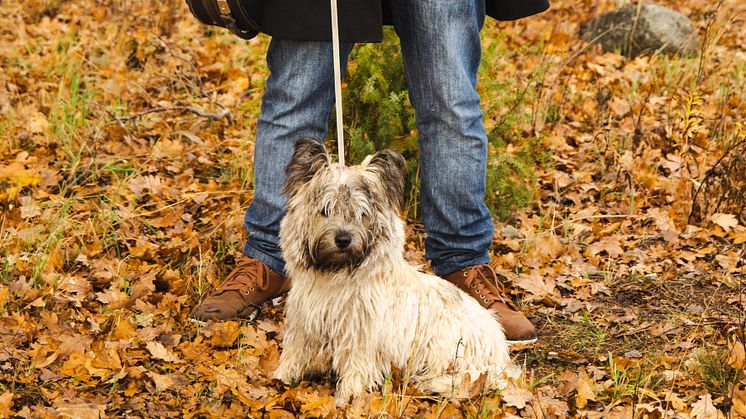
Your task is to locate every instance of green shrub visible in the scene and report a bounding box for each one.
[333,28,549,220]
[327,28,420,216]
[485,134,549,219]
[479,33,551,218]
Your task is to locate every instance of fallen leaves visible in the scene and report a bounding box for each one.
[1,0,744,417]
[146,341,182,363]
[53,401,107,419]
[574,369,599,409]
[728,338,745,370]
[709,213,739,233]
[501,384,534,409]
[0,161,41,202]
[203,320,242,348]
[690,394,726,419]
[586,235,624,258]
[733,386,746,417]
[212,364,269,410]
[0,393,14,418]
[295,389,336,417]
[512,271,558,303]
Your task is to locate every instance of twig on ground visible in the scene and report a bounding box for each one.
[132,190,251,218]
[550,214,642,232]
[615,320,739,338]
[113,105,233,124]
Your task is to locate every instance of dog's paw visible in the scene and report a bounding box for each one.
[334,377,365,407]
[272,366,295,385]
[334,392,350,408]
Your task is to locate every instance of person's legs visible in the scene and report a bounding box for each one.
[244,38,353,276]
[192,38,353,321]
[390,0,537,343]
[389,0,492,277]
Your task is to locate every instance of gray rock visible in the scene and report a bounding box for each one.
[580,3,701,57]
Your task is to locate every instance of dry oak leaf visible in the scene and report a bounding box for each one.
[57,276,92,303]
[19,196,41,219]
[0,286,8,313]
[348,393,379,417]
[203,320,242,348]
[59,349,116,380]
[730,225,746,244]
[148,371,175,392]
[296,389,336,417]
[145,341,182,363]
[715,252,740,272]
[0,162,41,202]
[422,402,464,418]
[512,271,556,302]
[27,110,49,134]
[110,317,137,341]
[266,410,296,419]
[96,288,129,307]
[522,387,570,419]
[647,207,678,233]
[587,236,624,258]
[709,213,739,232]
[257,318,283,334]
[59,352,92,380]
[53,401,106,419]
[575,370,598,409]
[153,138,185,160]
[90,345,123,376]
[608,96,631,117]
[212,365,265,409]
[690,394,725,419]
[259,343,281,376]
[128,175,164,199]
[733,386,746,417]
[728,339,746,370]
[51,333,91,358]
[241,326,270,351]
[532,234,564,260]
[0,392,14,418]
[663,390,687,411]
[501,382,534,409]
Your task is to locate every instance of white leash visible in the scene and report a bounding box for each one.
[330,0,345,166]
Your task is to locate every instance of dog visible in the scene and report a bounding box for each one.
[273,137,513,406]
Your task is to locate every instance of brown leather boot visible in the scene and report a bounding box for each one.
[191,255,290,321]
[443,265,537,344]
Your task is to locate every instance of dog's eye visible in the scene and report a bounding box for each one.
[320,207,329,217]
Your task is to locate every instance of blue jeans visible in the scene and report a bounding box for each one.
[244,0,493,277]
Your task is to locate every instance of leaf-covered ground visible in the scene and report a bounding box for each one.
[1,0,745,417]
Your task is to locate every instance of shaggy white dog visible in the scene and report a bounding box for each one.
[274,137,512,406]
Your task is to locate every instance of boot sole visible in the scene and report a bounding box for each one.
[507,337,538,345]
[190,295,287,323]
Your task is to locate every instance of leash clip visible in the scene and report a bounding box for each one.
[216,0,231,15]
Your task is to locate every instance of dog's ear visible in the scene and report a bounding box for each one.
[283,137,329,197]
[366,149,407,210]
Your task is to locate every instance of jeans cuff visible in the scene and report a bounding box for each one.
[243,242,287,277]
[431,252,492,277]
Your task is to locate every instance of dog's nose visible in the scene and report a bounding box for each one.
[335,233,352,249]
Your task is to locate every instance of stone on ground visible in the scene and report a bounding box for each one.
[580,3,701,57]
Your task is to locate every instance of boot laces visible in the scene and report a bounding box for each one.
[217,256,271,294]
[463,265,511,307]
